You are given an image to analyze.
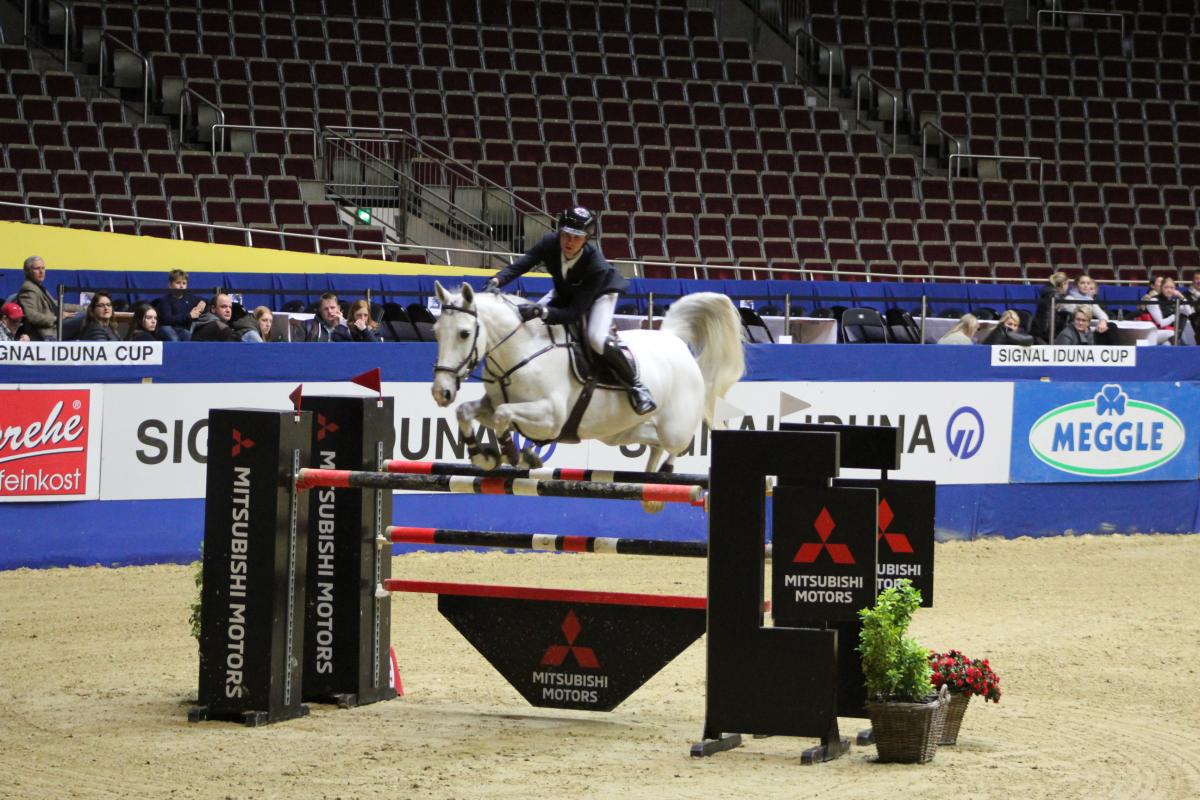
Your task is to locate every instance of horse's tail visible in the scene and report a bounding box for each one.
[661,292,746,426]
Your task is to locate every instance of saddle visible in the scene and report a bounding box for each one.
[547,324,642,443]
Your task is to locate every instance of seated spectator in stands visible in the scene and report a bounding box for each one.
[16,255,79,340]
[1062,273,1113,344]
[937,313,978,344]
[253,306,274,342]
[303,293,352,342]
[982,309,1033,346]
[126,302,168,342]
[78,292,121,341]
[1138,276,1187,345]
[1055,307,1096,345]
[1183,272,1200,341]
[152,269,206,341]
[347,299,382,342]
[193,293,261,342]
[1031,271,1071,344]
[0,302,31,342]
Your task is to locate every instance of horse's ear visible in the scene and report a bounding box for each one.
[434,280,449,305]
[460,282,475,305]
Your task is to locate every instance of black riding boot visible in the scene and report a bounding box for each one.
[600,337,656,415]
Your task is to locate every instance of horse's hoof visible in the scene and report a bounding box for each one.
[472,447,502,471]
[640,500,665,515]
[519,450,543,469]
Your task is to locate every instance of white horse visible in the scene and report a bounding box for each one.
[430,281,745,497]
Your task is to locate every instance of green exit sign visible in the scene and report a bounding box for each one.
[355,208,372,224]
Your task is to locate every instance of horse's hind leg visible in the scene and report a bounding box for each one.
[456,398,502,470]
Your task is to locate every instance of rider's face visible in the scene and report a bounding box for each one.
[559,231,587,261]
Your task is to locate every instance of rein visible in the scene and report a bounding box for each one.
[433,297,563,397]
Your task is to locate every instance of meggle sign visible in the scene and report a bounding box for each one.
[1012,383,1198,483]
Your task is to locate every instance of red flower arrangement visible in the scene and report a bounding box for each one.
[928,649,1001,703]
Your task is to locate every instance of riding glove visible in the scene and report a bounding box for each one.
[484,278,501,293]
[517,304,546,323]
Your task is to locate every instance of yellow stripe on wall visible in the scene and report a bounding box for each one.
[0,222,494,276]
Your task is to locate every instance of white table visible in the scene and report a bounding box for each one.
[1109,320,1168,345]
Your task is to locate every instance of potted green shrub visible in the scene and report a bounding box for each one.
[929,649,1002,745]
[857,579,948,763]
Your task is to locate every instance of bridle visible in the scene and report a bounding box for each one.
[432,295,534,392]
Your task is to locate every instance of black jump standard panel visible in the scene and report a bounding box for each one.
[694,428,852,764]
[302,395,397,708]
[434,589,707,712]
[190,409,312,726]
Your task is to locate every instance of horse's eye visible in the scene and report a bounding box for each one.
[459,330,470,340]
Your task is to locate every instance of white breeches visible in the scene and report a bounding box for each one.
[537,290,617,354]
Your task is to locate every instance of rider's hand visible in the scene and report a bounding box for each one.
[517,304,546,323]
[484,278,501,294]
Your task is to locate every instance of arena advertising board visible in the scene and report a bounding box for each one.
[0,341,163,366]
[1009,382,1200,483]
[718,382,1014,485]
[95,379,1014,501]
[0,386,103,501]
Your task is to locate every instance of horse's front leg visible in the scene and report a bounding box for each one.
[455,397,503,470]
[492,399,556,468]
[640,446,675,514]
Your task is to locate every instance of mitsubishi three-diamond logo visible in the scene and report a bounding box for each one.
[793,507,856,564]
[540,610,600,668]
[315,413,340,442]
[231,428,255,457]
[877,498,913,554]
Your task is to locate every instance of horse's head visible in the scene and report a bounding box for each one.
[431,280,484,407]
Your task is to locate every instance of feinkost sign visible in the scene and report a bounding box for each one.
[0,388,100,500]
[1010,383,1198,483]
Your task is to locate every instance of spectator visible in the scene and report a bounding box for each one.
[1062,273,1114,344]
[78,291,120,341]
[347,299,382,342]
[1182,272,1200,341]
[193,293,259,342]
[937,313,978,344]
[126,302,168,342]
[982,309,1034,346]
[252,306,275,342]
[0,302,31,342]
[152,269,206,341]
[485,206,655,414]
[1137,276,1185,345]
[1055,307,1096,345]
[16,255,79,340]
[303,293,352,342]
[1031,271,1071,344]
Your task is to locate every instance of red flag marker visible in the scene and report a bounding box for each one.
[288,384,303,412]
[350,367,382,397]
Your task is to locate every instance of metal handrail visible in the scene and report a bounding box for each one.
[324,125,548,219]
[920,120,963,173]
[212,124,318,160]
[853,73,900,155]
[0,199,441,261]
[0,200,789,281]
[1036,8,1125,38]
[948,154,1044,184]
[47,0,68,64]
[793,27,834,107]
[99,30,148,117]
[179,86,224,151]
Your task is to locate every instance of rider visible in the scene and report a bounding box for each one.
[485,206,656,415]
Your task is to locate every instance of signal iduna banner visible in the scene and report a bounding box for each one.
[0,387,103,501]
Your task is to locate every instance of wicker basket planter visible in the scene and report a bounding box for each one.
[939,691,971,745]
[865,684,950,763]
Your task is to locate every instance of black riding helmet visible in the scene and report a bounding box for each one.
[557,206,597,238]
